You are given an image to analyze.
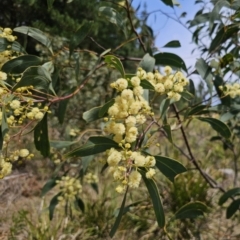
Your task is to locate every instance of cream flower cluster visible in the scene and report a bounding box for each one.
[69,128,80,137]
[84,172,99,184]
[103,66,188,193]
[0,139,33,179]
[0,27,16,42]
[56,176,82,204]
[102,70,168,193]
[0,71,7,81]
[0,73,49,179]
[106,73,153,144]
[0,27,18,68]
[219,83,240,98]
[0,97,48,177]
[0,86,50,179]
[0,154,12,179]
[143,66,189,102]
[8,148,34,162]
[0,86,49,126]
[107,149,156,193]
[0,27,54,179]
[50,152,61,165]
[0,28,49,127]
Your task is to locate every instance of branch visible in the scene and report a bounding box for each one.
[135,121,155,150]
[171,104,228,193]
[88,37,106,51]
[125,0,147,53]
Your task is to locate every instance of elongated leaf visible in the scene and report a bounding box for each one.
[154,52,187,72]
[57,98,70,124]
[66,136,119,157]
[75,197,85,213]
[41,179,57,197]
[226,199,240,219]
[99,99,115,118]
[186,105,208,117]
[69,21,93,56]
[141,172,165,227]
[180,90,194,101]
[155,155,187,182]
[160,98,170,120]
[139,53,155,72]
[189,79,195,96]
[104,55,125,77]
[42,61,54,74]
[113,200,144,217]
[109,188,128,237]
[214,75,231,107]
[1,107,9,139]
[50,140,76,149]
[177,209,205,220]
[219,188,240,205]
[83,105,106,123]
[195,58,213,96]
[74,53,80,81]
[210,136,222,142]
[101,162,109,174]
[175,201,208,219]
[0,38,26,53]
[49,193,61,220]
[0,38,11,52]
[1,55,42,74]
[209,25,238,53]
[50,63,59,89]
[163,40,181,48]
[142,89,149,102]
[34,113,50,157]
[14,26,53,54]
[91,183,99,194]
[99,7,127,38]
[209,0,227,32]
[197,117,231,138]
[11,41,26,53]
[100,48,112,57]
[125,73,135,79]
[140,79,155,90]
[82,155,95,172]
[160,0,173,7]
[13,66,51,92]
[190,13,210,27]
[57,87,76,123]
[162,124,173,143]
[0,107,9,149]
[220,112,234,122]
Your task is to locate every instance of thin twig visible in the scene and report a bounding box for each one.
[136,121,155,150]
[125,0,147,53]
[118,56,142,62]
[88,37,106,51]
[154,118,226,192]
[172,104,228,193]
[50,62,105,104]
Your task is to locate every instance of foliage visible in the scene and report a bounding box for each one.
[1,0,240,239]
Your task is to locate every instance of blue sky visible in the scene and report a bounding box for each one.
[132,0,202,70]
